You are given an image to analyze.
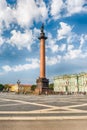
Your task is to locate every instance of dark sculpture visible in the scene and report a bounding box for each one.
[41,23,44,33]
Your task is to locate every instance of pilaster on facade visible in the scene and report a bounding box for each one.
[54,73,87,93]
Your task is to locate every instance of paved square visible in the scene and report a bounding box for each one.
[0,93,87,120]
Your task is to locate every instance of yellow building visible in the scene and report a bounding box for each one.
[9,84,18,92]
[9,84,31,94]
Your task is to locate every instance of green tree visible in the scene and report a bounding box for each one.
[31,85,36,91]
[0,84,4,91]
[49,83,54,90]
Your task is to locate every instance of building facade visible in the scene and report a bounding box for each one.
[54,73,87,94]
[9,84,31,94]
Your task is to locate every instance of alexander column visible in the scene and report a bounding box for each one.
[36,24,49,94]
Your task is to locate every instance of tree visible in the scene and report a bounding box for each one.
[31,85,36,91]
[49,83,54,90]
[4,84,10,92]
[0,84,4,91]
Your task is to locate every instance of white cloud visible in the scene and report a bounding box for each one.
[0,0,86,31]
[8,30,33,50]
[63,48,87,60]
[50,43,59,53]
[50,0,64,19]
[0,36,5,46]
[0,0,48,49]
[63,35,87,60]
[46,32,66,53]
[36,0,48,20]
[50,0,87,20]
[67,44,74,51]
[2,55,62,72]
[64,49,82,60]
[33,27,40,41]
[57,22,72,40]
[13,0,40,28]
[46,55,61,65]
[0,0,48,30]
[2,65,12,72]
[59,44,66,52]
[2,58,39,72]
[0,0,14,28]
[47,33,59,53]
[56,22,87,60]
[26,58,40,64]
[80,34,87,49]
[66,0,87,16]
[13,0,48,28]
[26,56,62,67]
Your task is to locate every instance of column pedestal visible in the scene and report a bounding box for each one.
[36,77,49,94]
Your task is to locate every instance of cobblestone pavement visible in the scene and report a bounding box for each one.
[0,93,87,120]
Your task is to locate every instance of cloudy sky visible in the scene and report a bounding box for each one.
[0,0,87,84]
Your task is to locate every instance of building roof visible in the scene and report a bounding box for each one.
[6,84,31,87]
[54,72,87,80]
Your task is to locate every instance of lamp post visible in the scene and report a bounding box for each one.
[17,80,21,94]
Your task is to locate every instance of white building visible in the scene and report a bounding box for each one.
[54,73,87,94]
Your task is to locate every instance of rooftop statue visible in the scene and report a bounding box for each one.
[41,23,44,33]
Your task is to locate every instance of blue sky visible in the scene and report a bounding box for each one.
[0,0,87,84]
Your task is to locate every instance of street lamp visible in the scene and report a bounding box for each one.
[17,80,21,94]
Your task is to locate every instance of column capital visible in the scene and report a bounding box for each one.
[38,24,47,40]
[38,32,47,40]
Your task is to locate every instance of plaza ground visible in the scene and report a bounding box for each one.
[0,93,87,129]
[0,120,87,130]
